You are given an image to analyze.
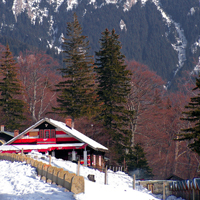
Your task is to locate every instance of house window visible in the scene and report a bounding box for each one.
[50,129,55,138]
[39,130,44,138]
[44,130,50,138]
[39,129,55,139]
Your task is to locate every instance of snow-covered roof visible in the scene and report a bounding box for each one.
[5,118,108,152]
[48,118,108,151]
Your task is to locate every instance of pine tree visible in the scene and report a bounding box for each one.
[95,28,131,161]
[53,13,96,127]
[178,76,200,155]
[126,143,153,179]
[0,45,27,131]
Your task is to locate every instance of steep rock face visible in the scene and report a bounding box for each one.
[0,0,200,89]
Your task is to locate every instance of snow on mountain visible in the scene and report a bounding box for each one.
[66,0,78,11]
[151,0,187,87]
[188,7,196,15]
[11,0,138,21]
[191,37,200,54]
[8,0,189,77]
[53,0,65,12]
[120,19,127,31]
[140,0,148,5]
[193,58,200,74]
[12,0,49,24]
[171,22,187,76]
[123,0,136,11]
[1,0,200,89]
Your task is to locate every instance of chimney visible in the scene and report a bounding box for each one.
[65,118,72,129]
[14,130,19,137]
[1,125,4,132]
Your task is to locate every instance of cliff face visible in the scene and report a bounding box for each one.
[0,0,200,89]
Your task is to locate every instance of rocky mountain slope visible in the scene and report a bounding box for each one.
[0,0,200,89]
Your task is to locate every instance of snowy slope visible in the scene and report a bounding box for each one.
[0,160,75,200]
[0,151,185,200]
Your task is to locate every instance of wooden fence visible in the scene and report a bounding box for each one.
[0,153,84,194]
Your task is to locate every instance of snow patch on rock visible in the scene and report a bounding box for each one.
[151,0,187,87]
[192,57,200,74]
[120,19,127,32]
[191,36,200,54]
[188,7,195,16]
[123,0,137,12]
[12,0,49,24]
[66,0,78,11]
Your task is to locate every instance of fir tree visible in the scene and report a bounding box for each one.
[178,76,200,155]
[126,143,153,179]
[0,45,27,131]
[95,28,131,161]
[53,13,96,127]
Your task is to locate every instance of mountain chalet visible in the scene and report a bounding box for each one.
[0,118,108,168]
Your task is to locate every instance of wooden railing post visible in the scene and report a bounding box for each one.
[49,155,52,165]
[104,166,107,185]
[163,182,166,200]
[133,174,136,189]
[77,160,80,176]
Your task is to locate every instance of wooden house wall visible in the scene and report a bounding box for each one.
[12,129,79,144]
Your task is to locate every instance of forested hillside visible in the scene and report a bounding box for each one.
[0,0,200,180]
[0,41,199,180]
[0,0,200,89]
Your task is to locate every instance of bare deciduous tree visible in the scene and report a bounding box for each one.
[18,51,60,122]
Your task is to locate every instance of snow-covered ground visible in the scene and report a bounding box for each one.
[0,151,185,200]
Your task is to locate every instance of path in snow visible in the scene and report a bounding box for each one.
[0,160,75,200]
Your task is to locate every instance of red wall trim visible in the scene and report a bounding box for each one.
[56,138,79,142]
[13,139,37,144]
[13,137,79,144]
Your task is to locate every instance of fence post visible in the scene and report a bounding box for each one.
[102,163,104,172]
[163,182,166,200]
[193,189,195,200]
[104,166,107,185]
[124,158,126,172]
[49,155,52,165]
[77,160,80,176]
[133,174,136,189]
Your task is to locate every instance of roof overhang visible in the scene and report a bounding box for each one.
[0,143,87,154]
